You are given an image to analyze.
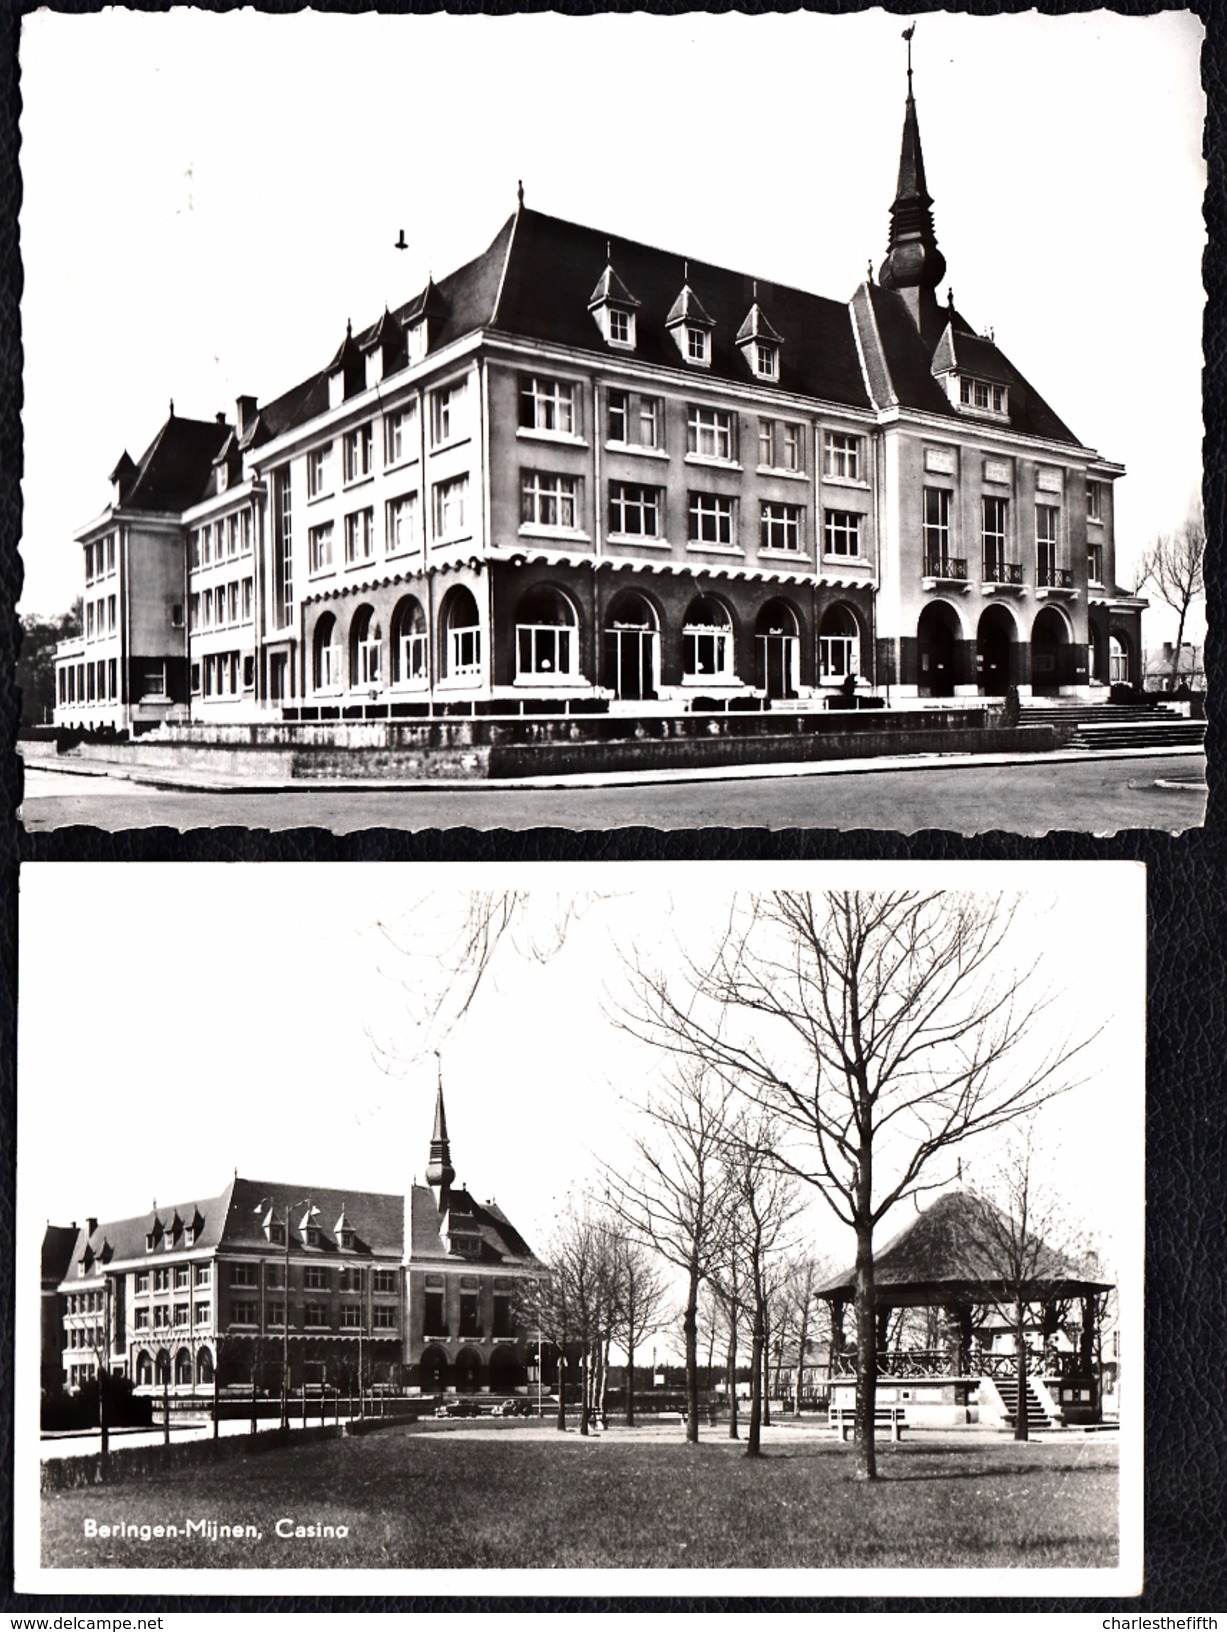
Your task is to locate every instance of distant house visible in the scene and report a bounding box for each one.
[42,1080,543,1397]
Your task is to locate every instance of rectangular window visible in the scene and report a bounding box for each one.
[231,1299,257,1325]
[133,1308,149,1329]
[86,603,95,639]
[226,515,238,558]
[960,376,1007,413]
[686,325,710,365]
[135,1271,150,1294]
[342,424,374,483]
[459,1280,481,1337]
[190,532,201,570]
[341,1304,361,1328]
[823,431,862,481]
[1036,504,1060,583]
[195,1264,210,1287]
[762,502,803,553]
[755,341,778,379]
[609,482,661,538]
[387,492,420,555]
[433,475,469,540]
[607,389,629,443]
[309,522,334,575]
[373,1305,397,1330]
[273,468,293,629]
[424,1276,446,1335]
[1088,541,1104,583]
[521,471,579,530]
[304,1302,329,1327]
[923,487,952,573]
[106,534,116,572]
[242,578,253,621]
[688,492,735,547]
[982,496,1009,580]
[240,510,252,555]
[108,595,117,632]
[304,1265,329,1290]
[607,391,660,448]
[266,1301,286,1328]
[194,1301,210,1324]
[227,582,239,624]
[1087,480,1104,522]
[142,663,166,698]
[608,308,632,345]
[202,523,213,566]
[230,1264,257,1287]
[430,379,468,446]
[758,419,776,467]
[372,1269,396,1294]
[153,1306,170,1329]
[638,397,660,449]
[345,508,375,564]
[519,376,576,436]
[384,403,417,466]
[824,510,861,557]
[493,1282,515,1338]
[687,405,736,461]
[174,1303,189,1327]
[174,1266,189,1289]
[307,445,332,498]
[783,423,803,472]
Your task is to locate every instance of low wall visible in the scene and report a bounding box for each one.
[41,1424,343,1491]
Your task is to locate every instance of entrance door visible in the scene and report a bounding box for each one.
[917,603,960,697]
[1031,609,1065,696]
[977,607,1014,695]
[606,627,656,701]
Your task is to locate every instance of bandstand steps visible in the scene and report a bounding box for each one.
[993,1376,1054,1432]
[1068,720,1206,750]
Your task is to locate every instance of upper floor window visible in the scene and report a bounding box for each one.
[345,508,375,565]
[959,375,1007,415]
[386,492,420,556]
[342,424,373,484]
[823,431,863,482]
[432,474,469,540]
[1087,480,1104,522]
[303,1265,329,1290]
[430,379,468,447]
[1036,504,1061,581]
[372,1269,397,1294]
[923,488,952,568]
[753,341,779,380]
[607,308,634,347]
[824,510,861,558]
[519,376,577,436]
[688,492,735,548]
[982,496,1010,579]
[762,502,803,553]
[687,405,736,462]
[307,444,331,496]
[685,325,710,366]
[609,482,662,539]
[607,390,660,449]
[384,402,418,467]
[522,470,580,531]
[758,419,776,468]
[1088,541,1104,584]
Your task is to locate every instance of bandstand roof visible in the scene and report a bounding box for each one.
[816,1191,1112,1309]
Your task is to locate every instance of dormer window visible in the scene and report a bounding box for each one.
[754,342,779,380]
[406,320,428,364]
[736,293,783,381]
[666,275,715,369]
[957,375,1008,416]
[686,326,710,365]
[589,254,641,352]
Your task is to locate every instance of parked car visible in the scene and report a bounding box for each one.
[435,1398,483,1418]
[498,1398,534,1417]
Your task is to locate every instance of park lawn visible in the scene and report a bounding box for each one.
[42,1425,1119,1571]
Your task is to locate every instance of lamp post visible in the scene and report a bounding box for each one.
[255,1196,311,1432]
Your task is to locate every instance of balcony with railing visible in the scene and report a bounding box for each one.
[981,558,1025,593]
[921,555,970,590]
[1036,564,1077,599]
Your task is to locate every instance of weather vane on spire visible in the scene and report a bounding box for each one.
[903,21,916,91]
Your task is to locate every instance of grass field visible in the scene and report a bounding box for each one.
[42,1421,1119,1571]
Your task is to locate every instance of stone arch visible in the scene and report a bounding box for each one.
[419,1346,449,1394]
[514,584,580,679]
[917,600,967,697]
[348,603,382,689]
[390,595,429,686]
[313,611,340,692]
[818,602,863,683]
[196,1346,215,1386]
[1031,606,1071,695]
[1109,627,1134,686]
[174,1346,194,1386]
[976,603,1020,696]
[489,1346,520,1394]
[681,594,735,682]
[155,1348,171,1386]
[439,585,482,679]
[754,598,803,699]
[455,1347,484,1394]
[135,1350,154,1387]
[604,589,660,701]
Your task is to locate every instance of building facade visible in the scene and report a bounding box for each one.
[54,65,1145,732]
[44,1085,543,1397]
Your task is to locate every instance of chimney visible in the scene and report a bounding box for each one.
[86,1216,98,1237]
[235,395,258,438]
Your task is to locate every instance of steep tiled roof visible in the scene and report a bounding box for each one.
[221,1176,403,1258]
[408,1182,539,1265]
[59,1178,237,1278]
[122,413,233,512]
[494,209,871,407]
[41,1224,79,1285]
[816,1190,1111,1304]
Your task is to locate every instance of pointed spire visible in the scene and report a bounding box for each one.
[425,1053,455,1194]
[878,26,947,300]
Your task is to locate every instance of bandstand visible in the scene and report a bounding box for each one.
[816,1192,1114,1430]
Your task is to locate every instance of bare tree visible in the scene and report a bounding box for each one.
[1135,511,1206,689]
[606,1236,670,1427]
[601,1066,737,1443]
[966,1130,1090,1441]
[616,890,1096,1479]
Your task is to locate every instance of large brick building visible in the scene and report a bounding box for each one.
[43,1082,543,1398]
[53,56,1144,732]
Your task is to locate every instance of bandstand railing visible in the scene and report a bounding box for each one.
[831,1349,1087,1381]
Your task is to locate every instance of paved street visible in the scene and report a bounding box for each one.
[20,752,1206,834]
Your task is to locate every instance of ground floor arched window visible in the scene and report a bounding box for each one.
[1109,633,1129,685]
[604,592,658,701]
[455,1348,484,1394]
[197,1347,214,1386]
[313,612,341,692]
[350,604,382,689]
[175,1347,193,1386]
[440,587,482,678]
[390,595,428,686]
[515,586,578,679]
[682,596,734,681]
[818,605,860,681]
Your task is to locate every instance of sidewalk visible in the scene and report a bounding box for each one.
[20,740,1206,797]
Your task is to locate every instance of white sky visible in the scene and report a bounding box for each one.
[18,10,1205,642]
[19,861,1145,1327]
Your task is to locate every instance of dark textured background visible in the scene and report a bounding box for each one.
[0,0,1222,1614]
